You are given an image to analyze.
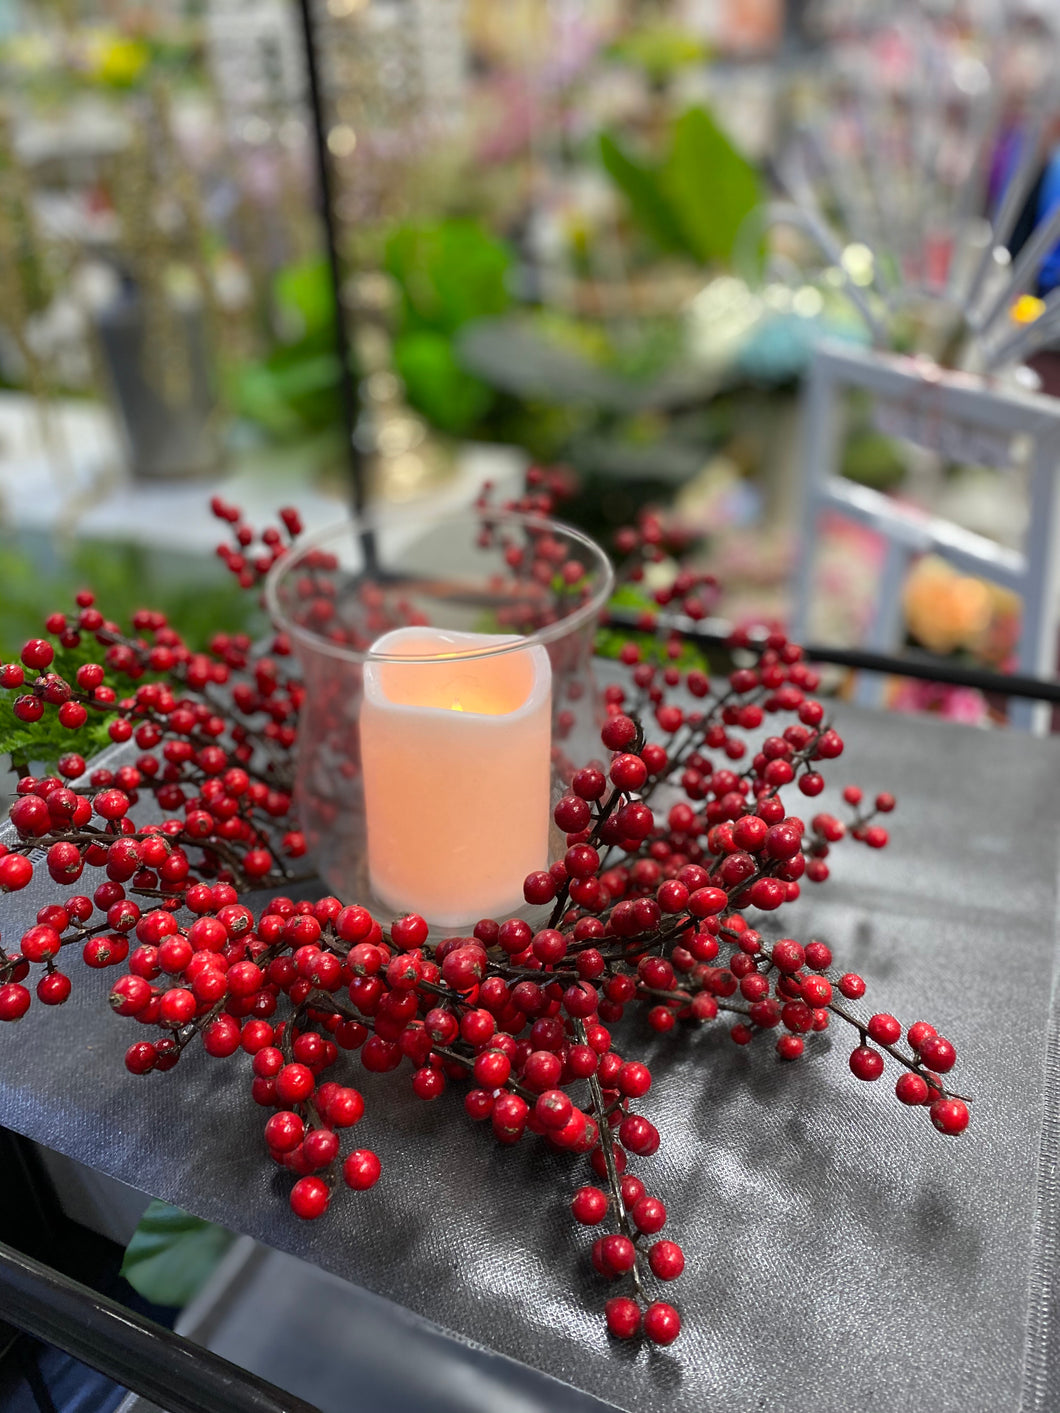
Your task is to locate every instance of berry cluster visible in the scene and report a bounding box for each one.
[0,485,969,1351]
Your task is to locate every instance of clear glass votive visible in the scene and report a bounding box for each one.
[264,507,614,929]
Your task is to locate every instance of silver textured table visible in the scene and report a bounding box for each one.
[1,705,1058,1413]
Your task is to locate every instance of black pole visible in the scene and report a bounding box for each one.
[606,606,1060,706]
[0,1241,321,1413]
[295,0,377,570]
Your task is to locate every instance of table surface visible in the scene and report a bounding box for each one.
[1,704,1058,1413]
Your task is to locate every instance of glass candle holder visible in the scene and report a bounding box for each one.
[264,507,614,929]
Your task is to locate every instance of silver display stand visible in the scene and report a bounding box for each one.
[790,341,1060,731]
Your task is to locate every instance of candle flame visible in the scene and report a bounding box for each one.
[450,699,464,712]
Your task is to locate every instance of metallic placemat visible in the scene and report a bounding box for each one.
[1,705,1057,1413]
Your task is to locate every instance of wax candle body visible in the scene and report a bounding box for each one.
[361,627,552,927]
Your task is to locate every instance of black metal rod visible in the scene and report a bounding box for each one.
[606,606,1060,705]
[0,1241,321,1413]
[295,0,377,571]
[799,642,1060,705]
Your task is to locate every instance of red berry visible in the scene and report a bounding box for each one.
[473,1049,511,1088]
[618,1114,659,1157]
[617,1061,651,1099]
[632,1195,666,1234]
[265,1111,305,1153]
[335,906,374,943]
[604,1296,641,1340]
[688,887,727,918]
[83,934,128,970]
[11,796,51,838]
[343,1149,381,1190]
[572,766,606,801]
[837,973,866,1000]
[800,975,832,1007]
[303,1129,340,1168]
[411,1066,445,1100]
[895,1072,930,1105]
[929,1097,969,1135]
[554,795,591,832]
[37,972,72,1006]
[776,1034,804,1061]
[600,1234,636,1276]
[94,789,129,821]
[523,870,556,905]
[571,1186,608,1225]
[0,854,34,891]
[275,1062,315,1104]
[491,1092,529,1144]
[20,924,61,963]
[601,715,637,751]
[849,1045,884,1081]
[648,1239,684,1280]
[534,1088,573,1130]
[109,974,152,1016]
[124,1041,157,1075]
[21,639,54,669]
[867,1013,901,1046]
[58,701,88,730]
[0,984,31,1021]
[289,1175,330,1220]
[749,878,785,911]
[907,1021,937,1052]
[464,1088,494,1120]
[918,1034,956,1073]
[610,753,647,791]
[158,936,193,975]
[816,729,844,759]
[158,987,195,1026]
[804,941,832,971]
[643,1302,681,1346]
[771,939,804,973]
[523,1050,563,1091]
[441,945,487,991]
[390,913,428,949]
[203,1016,241,1057]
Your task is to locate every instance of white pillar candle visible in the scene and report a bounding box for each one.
[361,627,552,928]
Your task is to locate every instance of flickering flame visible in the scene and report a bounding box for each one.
[450,699,464,712]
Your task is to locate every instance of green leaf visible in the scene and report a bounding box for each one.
[121,1201,235,1308]
[658,107,762,267]
[393,329,494,435]
[0,723,44,760]
[274,258,335,337]
[599,133,686,255]
[0,704,114,771]
[385,220,512,336]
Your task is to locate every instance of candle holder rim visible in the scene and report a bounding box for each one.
[263,506,616,666]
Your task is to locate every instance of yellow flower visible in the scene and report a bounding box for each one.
[1012,294,1046,326]
[84,33,149,87]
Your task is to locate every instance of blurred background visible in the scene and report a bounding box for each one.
[4,0,1060,731]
